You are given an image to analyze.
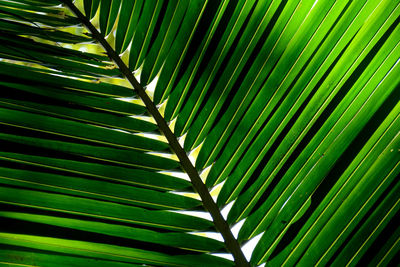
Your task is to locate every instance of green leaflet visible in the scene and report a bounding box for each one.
[0,62,134,97]
[20,0,61,6]
[129,0,165,71]
[0,98,155,133]
[0,0,63,14]
[83,0,100,19]
[0,2,80,27]
[114,0,143,54]
[0,233,233,266]
[0,33,113,72]
[0,81,145,115]
[0,18,90,43]
[0,249,139,267]
[0,107,167,151]
[0,43,119,77]
[0,132,179,170]
[140,0,189,85]
[0,185,212,232]
[0,211,225,252]
[99,0,121,36]
[0,167,199,210]
[367,223,400,266]
[0,152,190,191]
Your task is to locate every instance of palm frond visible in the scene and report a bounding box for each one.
[0,0,399,266]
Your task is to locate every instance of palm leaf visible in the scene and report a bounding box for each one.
[0,0,399,266]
